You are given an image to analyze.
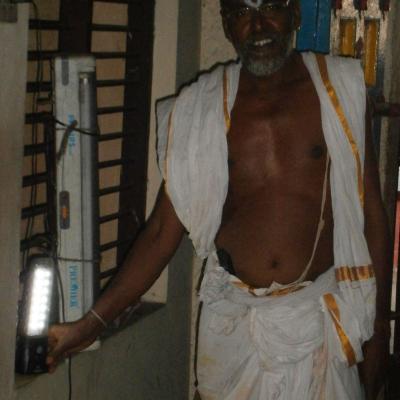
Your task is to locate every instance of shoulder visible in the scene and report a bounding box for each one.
[178,61,235,100]
[157,60,237,118]
[167,60,238,101]
[324,54,364,81]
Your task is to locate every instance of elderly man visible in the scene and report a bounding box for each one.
[47,0,391,399]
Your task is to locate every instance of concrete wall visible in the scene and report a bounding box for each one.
[200,0,235,71]
[0,5,30,400]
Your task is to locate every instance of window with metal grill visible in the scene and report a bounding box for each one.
[22,0,155,292]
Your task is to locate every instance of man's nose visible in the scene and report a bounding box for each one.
[250,10,264,32]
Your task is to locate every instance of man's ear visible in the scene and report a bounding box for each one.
[221,11,233,42]
[291,0,301,31]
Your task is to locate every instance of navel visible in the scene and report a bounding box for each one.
[310,145,325,159]
[271,260,279,269]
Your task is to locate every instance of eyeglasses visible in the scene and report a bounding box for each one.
[223,0,291,23]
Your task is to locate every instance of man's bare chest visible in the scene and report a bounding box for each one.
[226,85,326,193]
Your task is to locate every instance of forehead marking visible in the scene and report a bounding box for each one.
[244,0,263,8]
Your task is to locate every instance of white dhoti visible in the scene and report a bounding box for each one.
[197,253,364,400]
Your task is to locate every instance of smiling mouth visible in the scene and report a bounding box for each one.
[251,38,274,47]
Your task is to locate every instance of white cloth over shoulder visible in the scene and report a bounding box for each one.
[156,62,240,259]
[301,53,376,342]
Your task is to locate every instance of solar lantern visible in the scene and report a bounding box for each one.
[15,256,56,374]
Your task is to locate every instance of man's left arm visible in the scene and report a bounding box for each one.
[362,100,392,399]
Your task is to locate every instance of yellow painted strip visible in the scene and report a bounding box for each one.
[316,54,364,207]
[339,18,357,57]
[364,19,379,87]
[223,68,231,133]
[335,265,375,282]
[324,293,357,366]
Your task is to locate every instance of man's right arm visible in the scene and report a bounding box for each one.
[47,184,185,371]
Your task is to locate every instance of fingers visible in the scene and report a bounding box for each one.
[46,322,96,372]
[46,324,69,372]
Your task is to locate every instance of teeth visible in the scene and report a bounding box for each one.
[253,38,273,46]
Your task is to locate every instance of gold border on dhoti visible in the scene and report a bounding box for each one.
[323,293,357,366]
[223,67,231,133]
[335,265,375,282]
[316,54,364,207]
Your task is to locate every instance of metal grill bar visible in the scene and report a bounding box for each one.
[100,237,134,252]
[100,267,118,279]
[20,232,51,252]
[29,79,136,92]
[25,112,52,124]
[28,50,58,61]
[91,24,129,32]
[97,105,136,115]
[23,172,48,188]
[98,132,124,142]
[98,183,135,196]
[99,209,134,224]
[94,0,132,4]
[92,51,139,59]
[24,143,47,156]
[29,19,63,30]
[27,81,52,93]
[28,50,137,62]
[22,203,48,220]
[98,158,133,169]
[97,79,137,87]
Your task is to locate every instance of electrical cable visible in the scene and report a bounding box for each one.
[54,118,99,137]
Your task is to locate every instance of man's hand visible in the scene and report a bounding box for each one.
[46,315,103,373]
[359,325,390,400]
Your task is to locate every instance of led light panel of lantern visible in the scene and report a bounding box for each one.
[15,256,56,374]
[26,268,53,336]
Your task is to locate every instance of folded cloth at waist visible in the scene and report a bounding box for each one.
[197,252,366,400]
[199,251,364,367]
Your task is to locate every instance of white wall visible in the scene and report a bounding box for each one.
[0,5,30,400]
[200,0,235,70]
